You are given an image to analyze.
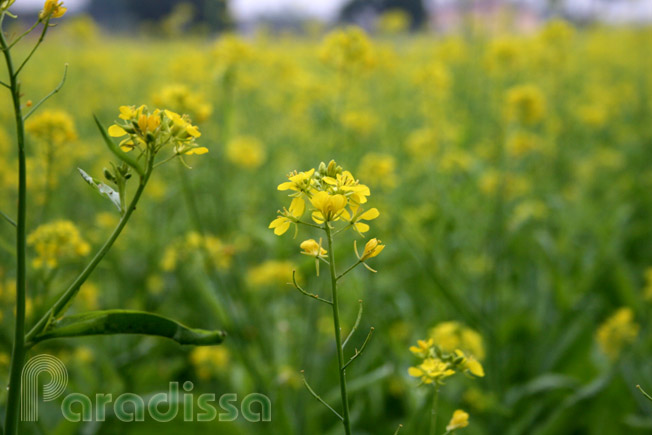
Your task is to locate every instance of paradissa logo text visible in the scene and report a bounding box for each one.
[21,354,271,423]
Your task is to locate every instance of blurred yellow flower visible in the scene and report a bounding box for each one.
[596,307,639,360]
[357,153,396,189]
[446,409,470,431]
[505,85,546,125]
[40,0,66,19]
[27,220,90,269]
[226,136,266,169]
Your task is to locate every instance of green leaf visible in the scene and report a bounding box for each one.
[78,168,121,212]
[31,310,226,346]
[93,115,145,177]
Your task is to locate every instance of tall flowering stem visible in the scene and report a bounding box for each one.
[270,160,384,434]
[325,223,352,435]
[0,5,60,432]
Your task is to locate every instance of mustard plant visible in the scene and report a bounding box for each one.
[0,4,223,433]
[270,160,384,434]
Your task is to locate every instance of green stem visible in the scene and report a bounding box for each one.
[430,387,440,435]
[1,20,27,435]
[325,224,352,435]
[336,260,361,281]
[26,157,154,344]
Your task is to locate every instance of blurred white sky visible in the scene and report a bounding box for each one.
[12,0,349,19]
[10,0,652,22]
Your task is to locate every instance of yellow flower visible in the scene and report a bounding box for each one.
[409,338,433,358]
[300,238,327,276]
[446,409,470,431]
[454,350,485,377]
[310,191,347,223]
[300,239,327,258]
[40,0,66,19]
[341,205,379,234]
[408,357,455,384]
[277,169,315,193]
[359,238,385,261]
[269,197,305,236]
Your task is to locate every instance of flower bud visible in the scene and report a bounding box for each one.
[360,238,384,261]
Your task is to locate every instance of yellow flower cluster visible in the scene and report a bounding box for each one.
[408,336,484,385]
[161,232,234,272]
[108,105,207,157]
[27,220,90,269]
[152,84,213,123]
[269,160,380,237]
[26,109,77,146]
[320,27,376,73]
[596,307,639,360]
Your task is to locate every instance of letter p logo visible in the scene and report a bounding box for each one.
[21,354,68,421]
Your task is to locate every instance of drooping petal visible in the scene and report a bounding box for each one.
[108,125,127,137]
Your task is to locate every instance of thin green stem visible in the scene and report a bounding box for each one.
[23,63,68,121]
[301,371,343,421]
[4,20,40,51]
[0,209,16,227]
[1,19,27,435]
[342,327,374,370]
[0,79,9,88]
[26,157,154,344]
[430,387,440,435]
[336,260,361,281]
[292,270,332,305]
[13,17,50,77]
[342,300,363,349]
[637,384,652,402]
[325,224,352,435]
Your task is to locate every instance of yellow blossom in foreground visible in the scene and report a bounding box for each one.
[446,409,470,431]
[360,238,385,261]
[408,357,455,384]
[596,307,639,360]
[409,338,434,358]
[310,191,347,223]
[269,197,305,236]
[300,239,327,258]
[40,0,66,19]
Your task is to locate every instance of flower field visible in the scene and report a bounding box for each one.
[1,7,652,434]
